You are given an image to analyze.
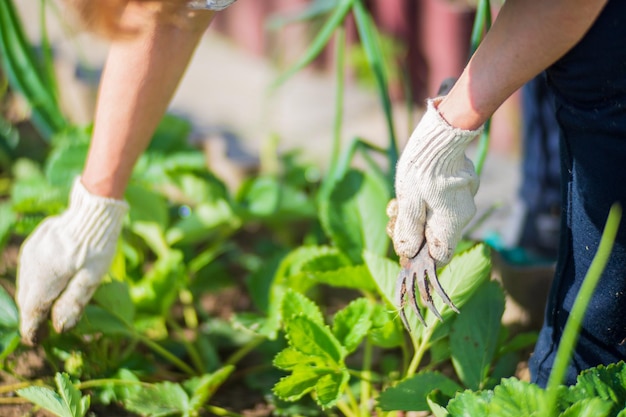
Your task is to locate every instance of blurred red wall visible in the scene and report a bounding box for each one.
[212,0,475,102]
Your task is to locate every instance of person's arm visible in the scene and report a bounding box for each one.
[17,4,215,344]
[388,0,608,319]
[439,0,608,130]
[82,4,215,198]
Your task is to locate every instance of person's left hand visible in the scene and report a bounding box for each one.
[16,178,128,345]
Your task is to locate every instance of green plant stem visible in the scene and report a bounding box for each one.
[346,386,360,417]
[224,336,265,367]
[406,325,436,376]
[545,203,622,412]
[167,316,206,374]
[474,119,491,177]
[469,0,492,57]
[347,369,382,384]
[360,341,373,416]
[0,397,29,404]
[337,398,358,417]
[468,0,492,177]
[205,405,245,417]
[330,25,346,172]
[179,288,199,329]
[137,334,197,376]
[0,380,44,394]
[76,379,151,390]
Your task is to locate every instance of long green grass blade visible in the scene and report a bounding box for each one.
[271,0,355,89]
[545,204,622,411]
[469,0,491,58]
[39,0,59,103]
[467,0,491,176]
[266,0,336,31]
[330,26,346,177]
[352,0,397,183]
[0,0,66,140]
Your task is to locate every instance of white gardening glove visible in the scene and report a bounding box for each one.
[388,97,483,266]
[17,178,128,345]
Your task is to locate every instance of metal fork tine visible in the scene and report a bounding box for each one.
[395,272,412,331]
[407,269,427,327]
[426,261,460,314]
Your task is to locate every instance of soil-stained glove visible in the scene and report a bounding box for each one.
[17,178,128,345]
[388,98,483,266]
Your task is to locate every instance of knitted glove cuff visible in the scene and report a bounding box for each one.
[405,98,483,174]
[187,0,237,11]
[66,178,129,251]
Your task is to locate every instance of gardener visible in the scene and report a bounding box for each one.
[16,0,624,388]
[387,0,626,387]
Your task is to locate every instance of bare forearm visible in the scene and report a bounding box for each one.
[82,6,214,199]
[438,0,608,130]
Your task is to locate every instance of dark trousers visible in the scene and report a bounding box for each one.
[529,0,626,386]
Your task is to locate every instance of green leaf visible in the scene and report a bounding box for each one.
[170,172,229,205]
[489,378,546,416]
[446,390,491,417]
[561,398,612,417]
[18,386,73,417]
[427,390,451,417]
[281,289,324,325]
[378,372,462,411]
[498,331,539,356]
[0,284,18,328]
[17,373,90,417]
[238,175,315,221]
[166,200,240,246]
[274,347,325,371]
[277,245,351,280]
[149,113,193,153]
[314,371,350,409]
[0,329,20,364]
[124,381,189,417]
[11,175,65,216]
[274,367,321,402]
[45,142,88,188]
[363,250,401,308]
[367,303,404,348]
[55,373,90,417]
[332,298,373,353]
[571,362,626,412]
[285,316,345,365]
[312,265,377,292]
[423,243,492,327]
[75,305,133,336]
[0,202,16,251]
[319,169,389,263]
[130,250,184,315]
[126,183,169,231]
[93,280,135,327]
[262,246,351,339]
[450,281,505,390]
[185,366,235,414]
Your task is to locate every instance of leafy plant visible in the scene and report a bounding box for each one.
[17,373,90,417]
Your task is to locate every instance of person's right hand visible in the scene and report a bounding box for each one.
[387,98,483,267]
[16,178,128,345]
